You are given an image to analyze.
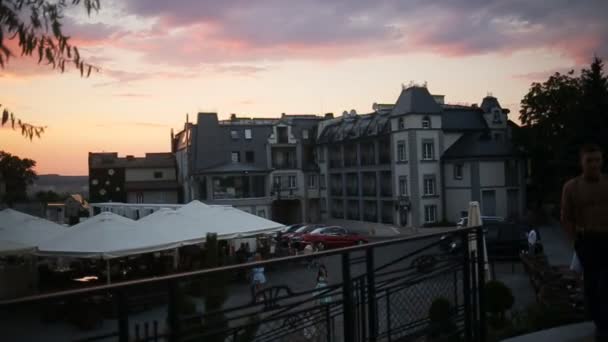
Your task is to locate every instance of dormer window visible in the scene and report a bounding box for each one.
[492,109,502,124]
[422,116,431,129]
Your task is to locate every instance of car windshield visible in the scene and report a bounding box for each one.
[285,224,303,233]
[295,225,317,233]
[310,228,325,235]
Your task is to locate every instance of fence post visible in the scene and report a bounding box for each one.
[366,248,378,342]
[167,279,181,342]
[116,289,129,342]
[476,227,487,342]
[342,252,355,342]
[462,230,473,342]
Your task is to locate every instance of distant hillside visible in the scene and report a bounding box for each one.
[28,174,89,199]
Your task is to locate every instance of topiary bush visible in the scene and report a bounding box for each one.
[484,280,515,328]
[428,297,460,341]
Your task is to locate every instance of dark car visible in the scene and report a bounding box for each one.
[442,223,528,259]
[301,226,368,250]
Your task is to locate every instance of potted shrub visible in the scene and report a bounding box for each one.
[484,280,515,329]
[428,297,460,341]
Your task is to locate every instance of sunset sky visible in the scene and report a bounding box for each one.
[1,0,607,175]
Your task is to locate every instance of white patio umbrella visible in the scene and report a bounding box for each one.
[466,201,492,280]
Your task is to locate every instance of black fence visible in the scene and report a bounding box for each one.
[0,226,488,342]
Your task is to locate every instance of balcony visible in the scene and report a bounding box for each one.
[346,173,359,196]
[362,172,376,197]
[329,174,343,196]
[380,171,392,197]
[0,227,490,342]
[272,148,297,169]
[379,138,391,164]
[344,144,358,167]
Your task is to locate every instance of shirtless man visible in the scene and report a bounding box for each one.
[561,143,608,341]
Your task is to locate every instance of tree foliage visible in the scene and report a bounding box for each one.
[0,0,100,139]
[0,150,37,205]
[517,57,608,207]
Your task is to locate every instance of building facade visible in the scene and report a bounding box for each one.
[88,152,179,204]
[175,85,525,227]
[173,113,325,222]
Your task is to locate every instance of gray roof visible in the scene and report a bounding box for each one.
[480,96,501,113]
[198,162,269,174]
[441,106,488,131]
[391,87,442,116]
[317,112,391,144]
[443,133,519,159]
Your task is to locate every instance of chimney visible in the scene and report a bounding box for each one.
[230,113,237,121]
[324,113,334,119]
[126,155,135,160]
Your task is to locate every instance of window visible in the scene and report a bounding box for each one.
[308,174,317,188]
[422,140,435,160]
[277,126,288,143]
[398,117,405,129]
[492,109,502,123]
[288,175,297,189]
[273,176,281,189]
[397,141,406,162]
[230,130,239,140]
[153,171,163,179]
[231,151,240,163]
[245,129,252,140]
[423,176,436,196]
[320,175,326,189]
[454,164,463,180]
[257,209,266,218]
[422,116,431,129]
[424,205,437,223]
[399,176,408,196]
[302,129,309,140]
[245,151,255,163]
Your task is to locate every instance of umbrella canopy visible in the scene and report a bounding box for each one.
[466,201,491,280]
[0,240,36,256]
[177,201,285,239]
[37,212,181,259]
[0,209,65,247]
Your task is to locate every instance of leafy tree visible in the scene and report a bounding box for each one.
[517,57,608,208]
[0,150,37,205]
[35,189,68,203]
[1,0,100,139]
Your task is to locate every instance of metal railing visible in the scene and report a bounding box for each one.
[0,227,488,342]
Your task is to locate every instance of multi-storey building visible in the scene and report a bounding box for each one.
[88,152,179,205]
[174,85,525,227]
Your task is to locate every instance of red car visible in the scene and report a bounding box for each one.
[301,226,368,250]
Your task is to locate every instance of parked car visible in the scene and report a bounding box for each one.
[456,216,504,227]
[284,224,326,240]
[283,224,328,247]
[442,222,528,259]
[301,226,368,250]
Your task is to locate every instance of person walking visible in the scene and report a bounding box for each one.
[314,265,331,305]
[561,143,608,341]
[527,227,538,255]
[250,253,266,303]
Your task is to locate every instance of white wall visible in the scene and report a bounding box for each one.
[443,162,471,188]
[445,189,471,222]
[127,190,179,204]
[479,187,508,218]
[479,161,504,187]
[126,168,177,182]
